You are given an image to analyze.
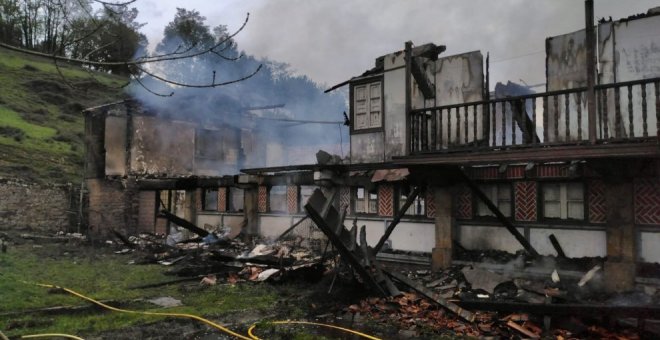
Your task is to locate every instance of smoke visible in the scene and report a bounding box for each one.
[127,35,349,171]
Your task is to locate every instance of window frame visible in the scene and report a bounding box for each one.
[350,76,384,134]
[396,184,427,218]
[268,185,288,214]
[202,188,218,212]
[473,182,513,219]
[352,186,379,215]
[226,187,244,213]
[540,181,586,221]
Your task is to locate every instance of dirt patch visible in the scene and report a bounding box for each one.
[24,79,70,94]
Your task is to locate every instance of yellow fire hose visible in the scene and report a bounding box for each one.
[21,334,85,340]
[18,282,381,340]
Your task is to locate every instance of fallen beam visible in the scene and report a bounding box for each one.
[158,209,209,237]
[549,234,566,258]
[456,300,660,319]
[373,186,421,253]
[460,171,539,257]
[384,269,476,323]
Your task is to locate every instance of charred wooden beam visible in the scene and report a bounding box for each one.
[305,189,389,296]
[457,300,660,319]
[511,99,540,144]
[410,57,435,99]
[549,234,566,258]
[384,270,476,323]
[373,186,422,253]
[158,209,209,237]
[460,171,539,257]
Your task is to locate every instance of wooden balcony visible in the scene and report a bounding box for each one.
[398,77,660,165]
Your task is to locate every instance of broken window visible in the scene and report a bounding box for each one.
[353,81,382,130]
[228,187,244,213]
[354,187,378,214]
[398,185,426,216]
[299,186,314,213]
[269,185,287,213]
[202,188,218,211]
[542,182,584,220]
[475,183,512,217]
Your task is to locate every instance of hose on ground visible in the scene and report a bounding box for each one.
[20,282,381,340]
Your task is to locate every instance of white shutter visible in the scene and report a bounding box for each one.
[369,82,381,128]
[354,85,368,129]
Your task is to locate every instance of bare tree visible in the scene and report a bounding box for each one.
[0,0,261,95]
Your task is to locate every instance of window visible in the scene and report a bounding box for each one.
[203,188,218,211]
[299,186,315,213]
[228,187,244,212]
[476,183,512,217]
[353,81,382,130]
[542,182,584,220]
[354,187,378,214]
[398,186,426,216]
[269,186,287,213]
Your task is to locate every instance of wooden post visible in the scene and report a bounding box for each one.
[244,186,259,236]
[585,0,597,143]
[404,41,413,155]
[603,179,636,292]
[432,186,453,270]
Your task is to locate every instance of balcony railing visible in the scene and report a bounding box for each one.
[409,77,660,154]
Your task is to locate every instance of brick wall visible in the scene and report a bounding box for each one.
[0,179,72,232]
[137,191,156,233]
[87,178,140,237]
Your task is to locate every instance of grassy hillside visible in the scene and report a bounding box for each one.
[0,48,129,184]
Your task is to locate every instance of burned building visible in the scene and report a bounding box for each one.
[85,8,659,293]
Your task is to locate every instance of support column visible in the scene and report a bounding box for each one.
[183,189,197,229]
[432,186,453,271]
[244,186,259,236]
[603,180,636,292]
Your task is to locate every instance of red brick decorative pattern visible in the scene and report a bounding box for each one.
[514,181,537,222]
[378,184,394,217]
[635,178,660,225]
[456,185,472,220]
[258,186,268,213]
[469,167,498,180]
[217,187,227,212]
[588,180,606,223]
[287,186,298,214]
[426,190,436,218]
[506,166,525,179]
[537,164,568,178]
[340,187,351,215]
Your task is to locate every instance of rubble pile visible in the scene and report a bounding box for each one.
[108,224,328,288]
[347,267,649,339]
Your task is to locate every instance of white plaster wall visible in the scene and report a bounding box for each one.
[612,16,660,137]
[259,215,296,238]
[350,132,384,163]
[383,66,406,160]
[639,231,660,263]
[354,219,386,247]
[196,214,222,229]
[389,221,435,252]
[530,228,606,258]
[459,225,525,253]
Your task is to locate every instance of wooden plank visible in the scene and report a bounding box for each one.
[384,269,476,323]
[373,186,422,253]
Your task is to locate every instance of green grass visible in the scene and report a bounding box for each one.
[0,48,128,184]
[0,243,278,337]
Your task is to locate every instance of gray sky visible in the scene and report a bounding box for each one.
[134,0,660,89]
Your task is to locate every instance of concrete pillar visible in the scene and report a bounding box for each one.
[432,186,453,271]
[603,180,636,292]
[244,186,259,236]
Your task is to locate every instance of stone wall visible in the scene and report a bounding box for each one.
[0,179,73,232]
